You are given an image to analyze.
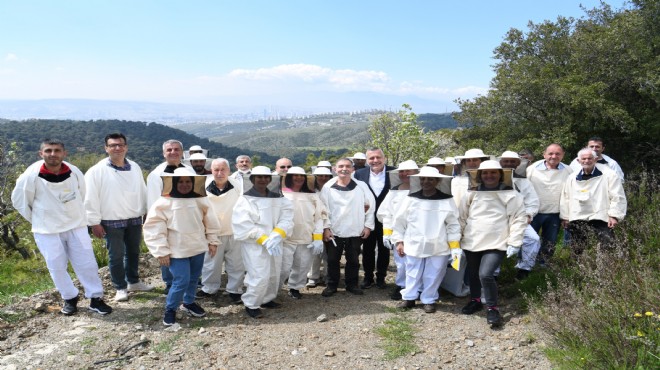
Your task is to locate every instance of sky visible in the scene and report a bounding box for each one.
[0,0,627,112]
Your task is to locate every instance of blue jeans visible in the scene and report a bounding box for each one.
[464,250,505,307]
[104,224,142,290]
[531,213,561,259]
[165,252,205,311]
[161,266,173,289]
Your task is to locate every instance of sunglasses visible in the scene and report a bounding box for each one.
[279,165,292,169]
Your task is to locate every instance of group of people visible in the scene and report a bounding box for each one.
[11,134,626,328]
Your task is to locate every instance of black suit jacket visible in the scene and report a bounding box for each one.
[354,165,396,211]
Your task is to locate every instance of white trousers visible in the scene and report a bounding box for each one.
[393,249,406,288]
[201,235,245,294]
[281,242,314,290]
[515,225,541,271]
[240,241,281,309]
[307,251,328,282]
[33,226,104,300]
[401,254,449,304]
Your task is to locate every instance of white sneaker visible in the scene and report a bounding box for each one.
[114,289,129,302]
[127,281,154,292]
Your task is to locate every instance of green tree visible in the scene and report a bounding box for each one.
[368,104,436,166]
[454,0,659,170]
[0,142,32,259]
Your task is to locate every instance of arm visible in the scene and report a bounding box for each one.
[11,167,37,223]
[231,197,266,242]
[606,172,627,227]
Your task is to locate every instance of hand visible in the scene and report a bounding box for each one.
[158,255,170,267]
[208,244,218,258]
[91,224,106,239]
[323,229,334,242]
[608,216,618,229]
[395,242,405,257]
[561,220,569,229]
[506,245,521,258]
[451,248,462,262]
[265,238,282,256]
[382,235,392,250]
[360,227,371,239]
[307,240,324,255]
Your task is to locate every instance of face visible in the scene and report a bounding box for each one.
[428,164,445,173]
[39,144,66,168]
[464,157,482,170]
[190,159,206,174]
[176,177,193,195]
[276,158,292,175]
[236,157,252,172]
[579,152,596,172]
[499,158,520,169]
[480,169,501,188]
[251,175,272,192]
[163,142,183,165]
[353,158,366,167]
[291,174,306,189]
[519,152,533,161]
[335,159,353,179]
[543,144,565,168]
[398,169,417,184]
[419,177,439,193]
[105,138,127,162]
[366,150,385,173]
[212,162,230,183]
[315,175,332,188]
[587,140,604,157]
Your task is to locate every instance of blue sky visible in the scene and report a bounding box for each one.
[0,0,626,111]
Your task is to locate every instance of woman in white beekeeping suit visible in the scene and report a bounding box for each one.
[376,160,419,301]
[391,166,462,314]
[280,167,326,299]
[232,166,294,319]
[459,160,527,327]
[306,166,334,288]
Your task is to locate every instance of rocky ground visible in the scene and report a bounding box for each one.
[0,258,552,369]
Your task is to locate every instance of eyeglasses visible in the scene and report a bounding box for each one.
[106,144,126,149]
[279,165,292,169]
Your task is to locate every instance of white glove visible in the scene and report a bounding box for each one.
[307,240,324,255]
[506,245,521,258]
[265,237,282,256]
[383,235,393,250]
[451,248,462,262]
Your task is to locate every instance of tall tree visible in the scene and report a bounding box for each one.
[454,0,659,170]
[0,142,31,258]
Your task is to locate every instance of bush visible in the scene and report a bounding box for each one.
[530,171,660,368]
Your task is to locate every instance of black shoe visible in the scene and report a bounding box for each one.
[376,280,387,289]
[423,303,437,314]
[163,309,176,326]
[288,289,302,299]
[461,300,483,315]
[346,286,364,295]
[390,286,403,300]
[195,290,216,299]
[181,302,206,317]
[321,287,337,297]
[515,269,530,281]
[261,300,282,309]
[360,280,375,289]
[61,296,79,316]
[228,293,243,305]
[88,297,112,315]
[396,300,415,310]
[487,308,503,327]
[245,307,263,318]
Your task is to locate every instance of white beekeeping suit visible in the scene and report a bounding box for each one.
[232,167,294,315]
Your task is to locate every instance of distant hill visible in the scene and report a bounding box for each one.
[418,113,458,130]
[0,119,277,170]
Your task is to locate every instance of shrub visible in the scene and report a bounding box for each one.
[531,171,660,368]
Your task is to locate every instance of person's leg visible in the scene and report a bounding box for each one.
[325,240,343,289]
[401,255,423,301]
[360,232,377,286]
[374,225,389,285]
[393,250,407,288]
[240,242,270,309]
[288,244,313,290]
[66,227,104,299]
[104,226,128,290]
[263,254,282,304]
[161,266,173,290]
[478,250,505,308]
[568,220,589,254]
[279,242,296,290]
[200,240,225,294]
[223,235,245,294]
[123,224,143,285]
[590,220,615,250]
[183,253,205,304]
[516,225,541,271]
[307,254,322,281]
[464,250,483,300]
[166,257,190,311]
[33,232,79,300]
[344,237,362,289]
[420,255,448,304]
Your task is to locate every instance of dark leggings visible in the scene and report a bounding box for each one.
[464,249,505,307]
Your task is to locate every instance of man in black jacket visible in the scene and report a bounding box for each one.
[354,148,395,289]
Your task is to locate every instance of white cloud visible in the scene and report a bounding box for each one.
[4,53,18,62]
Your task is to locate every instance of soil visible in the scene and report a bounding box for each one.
[0,257,552,369]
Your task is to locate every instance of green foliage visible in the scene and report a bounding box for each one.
[531,171,660,369]
[0,253,54,305]
[0,141,32,258]
[368,104,437,166]
[454,1,659,171]
[375,312,419,360]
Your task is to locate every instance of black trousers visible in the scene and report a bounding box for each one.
[361,221,389,283]
[326,237,361,289]
[568,219,615,253]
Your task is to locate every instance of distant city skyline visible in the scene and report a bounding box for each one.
[0,0,626,113]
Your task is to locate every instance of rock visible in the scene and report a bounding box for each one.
[324,351,335,357]
[140,334,147,341]
[361,354,371,359]
[164,323,181,332]
[33,302,48,312]
[198,327,206,334]
[465,339,474,347]
[316,314,328,322]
